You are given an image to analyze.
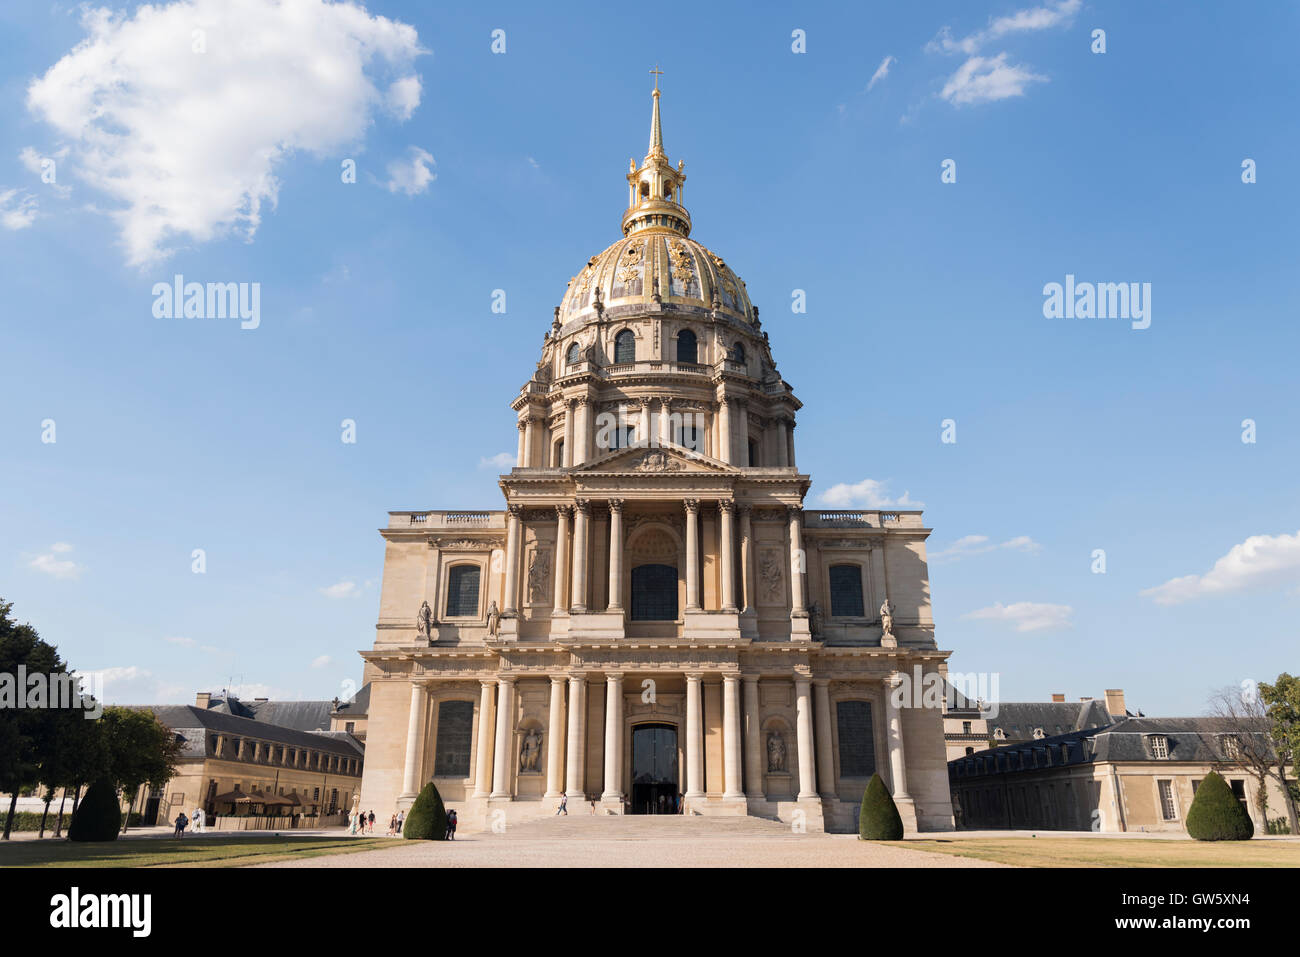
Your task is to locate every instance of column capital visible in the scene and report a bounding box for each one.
[575,395,591,407]
[722,672,741,684]
[742,674,760,685]
[718,498,735,513]
[605,671,626,682]
[786,505,803,520]
[555,504,572,518]
[737,502,752,516]
[574,499,592,515]
[607,498,624,513]
[549,674,567,686]
[683,498,700,513]
[684,671,704,682]
[507,503,525,518]
[479,677,497,689]
[497,674,517,686]
[517,420,528,432]
[812,677,832,688]
[567,670,589,681]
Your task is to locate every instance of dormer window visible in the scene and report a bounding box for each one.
[1221,734,1241,760]
[1150,735,1169,759]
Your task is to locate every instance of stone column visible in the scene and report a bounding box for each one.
[717,396,732,464]
[735,399,749,465]
[743,676,763,796]
[516,420,526,467]
[601,673,625,802]
[774,418,789,467]
[607,499,624,611]
[788,507,806,614]
[562,401,574,467]
[813,679,836,797]
[658,396,672,447]
[684,499,700,611]
[400,682,428,799]
[718,500,737,612]
[490,676,516,798]
[787,419,797,468]
[574,397,589,464]
[552,506,571,612]
[685,673,705,798]
[722,674,744,799]
[739,505,754,612]
[472,679,495,797]
[546,675,566,797]
[564,674,588,797]
[522,416,535,468]
[886,672,910,800]
[794,677,817,800]
[503,504,522,615]
[570,500,590,612]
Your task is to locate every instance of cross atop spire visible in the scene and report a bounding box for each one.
[650,64,664,92]
[648,66,665,157]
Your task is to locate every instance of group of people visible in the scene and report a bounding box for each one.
[349,808,376,834]
[171,807,207,837]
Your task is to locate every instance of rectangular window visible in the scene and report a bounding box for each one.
[1158,779,1177,820]
[1150,735,1168,759]
[828,565,865,617]
[433,700,475,778]
[835,700,876,778]
[962,721,972,734]
[445,565,481,617]
[1229,779,1249,815]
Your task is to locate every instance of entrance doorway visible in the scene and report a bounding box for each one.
[631,723,679,814]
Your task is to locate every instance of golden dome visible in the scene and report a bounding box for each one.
[558,80,755,326]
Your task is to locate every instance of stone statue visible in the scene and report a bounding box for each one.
[520,728,543,773]
[879,598,894,638]
[416,600,434,640]
[486,600,500,638]
[807,601,822,638]
[758,552,783,602]
[527,548,551,603]
[766,731,787,773]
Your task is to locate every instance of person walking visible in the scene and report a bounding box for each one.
[387,812,397,836]
[173,811,188,838]
[368,810,376,833]
[444,809,458,840]
[556,794,568,815]
[396,810,405,834]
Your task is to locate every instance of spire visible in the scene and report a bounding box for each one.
[648,65,665,158]
[623,69,690,237]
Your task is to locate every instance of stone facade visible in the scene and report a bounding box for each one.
[357,85,955,835]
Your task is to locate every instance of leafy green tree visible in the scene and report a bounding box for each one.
[100,707,181,832]
[1185,770,1254,841]
[1259,673,1300,835]
[402,782,448,840]
[0,600,70,840]
[857,772,904,840]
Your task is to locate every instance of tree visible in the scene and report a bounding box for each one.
[100,708,180,831]
[39,702,106,839]
[1185,770,1254,841]
[857,772,904,840]
[0,600,70,840]
[402,782,448,840]
[1259,673,1300,835]
[1207,685,1288,831]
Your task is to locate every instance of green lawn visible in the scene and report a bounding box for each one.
[0,835,397,868]
[895,836,1300,868]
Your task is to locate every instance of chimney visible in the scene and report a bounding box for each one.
[1051,693,1065,703]
[1079,696,1093,701]
[254,697,269,703]
[196,692,211,709]
[1104,689,1126,717]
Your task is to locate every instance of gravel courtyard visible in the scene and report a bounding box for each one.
[256,815,1007,868]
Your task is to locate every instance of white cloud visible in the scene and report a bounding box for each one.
[479,451,516,469]
[0,189,38,230]
[939,53,1047,105]
[30,543,82,579]
[384,145,435,196]
[932,534,1042,563]
[26,0,424,266]
[1141,530,1300,606]
[929,0,1081,55]
[867,55,896,91]
[320,580,359,599]
[311,654,333,669]
[77,665,185,704]
[963,601,1073,632]
[818,478,922,509]
[164,635,196,647]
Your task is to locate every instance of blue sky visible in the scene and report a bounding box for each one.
[1,1,1297,714]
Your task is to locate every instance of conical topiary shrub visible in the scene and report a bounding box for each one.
[858,772,904,840]
[402,782,448,840]
[68,780,122,842]
[1186,770,1254,841]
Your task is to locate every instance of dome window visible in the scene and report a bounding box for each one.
[614,330,636,364]
[676,329,697,364]
[566,342,580,366]
[729,342,745,364]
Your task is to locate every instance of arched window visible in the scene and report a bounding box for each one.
[444,565,481,617]
[729,342,745,364]
[828,564,865,617]
[566,342,580,365]
[676,329,697,364]
[553,439,564,467]
[746,438,757,467]
[614,330,635,364]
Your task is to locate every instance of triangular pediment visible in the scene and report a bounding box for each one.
[575,444,735,474]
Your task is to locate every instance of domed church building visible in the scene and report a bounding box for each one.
[357,82,955,834]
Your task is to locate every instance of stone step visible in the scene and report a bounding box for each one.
[484,813,792,840]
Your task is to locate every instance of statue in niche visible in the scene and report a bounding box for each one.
[807,601,823,638]
[527,548,551,603]
[416,601,434,640]
[766,730,788,773]
[486,600,500,638]
[758,552,783,602]
[519,728,543,773]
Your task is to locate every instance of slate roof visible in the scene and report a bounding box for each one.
[333,683,370,717]
[949,715,1275,778]
[142,705,364,757]
[984,699,1114,740]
